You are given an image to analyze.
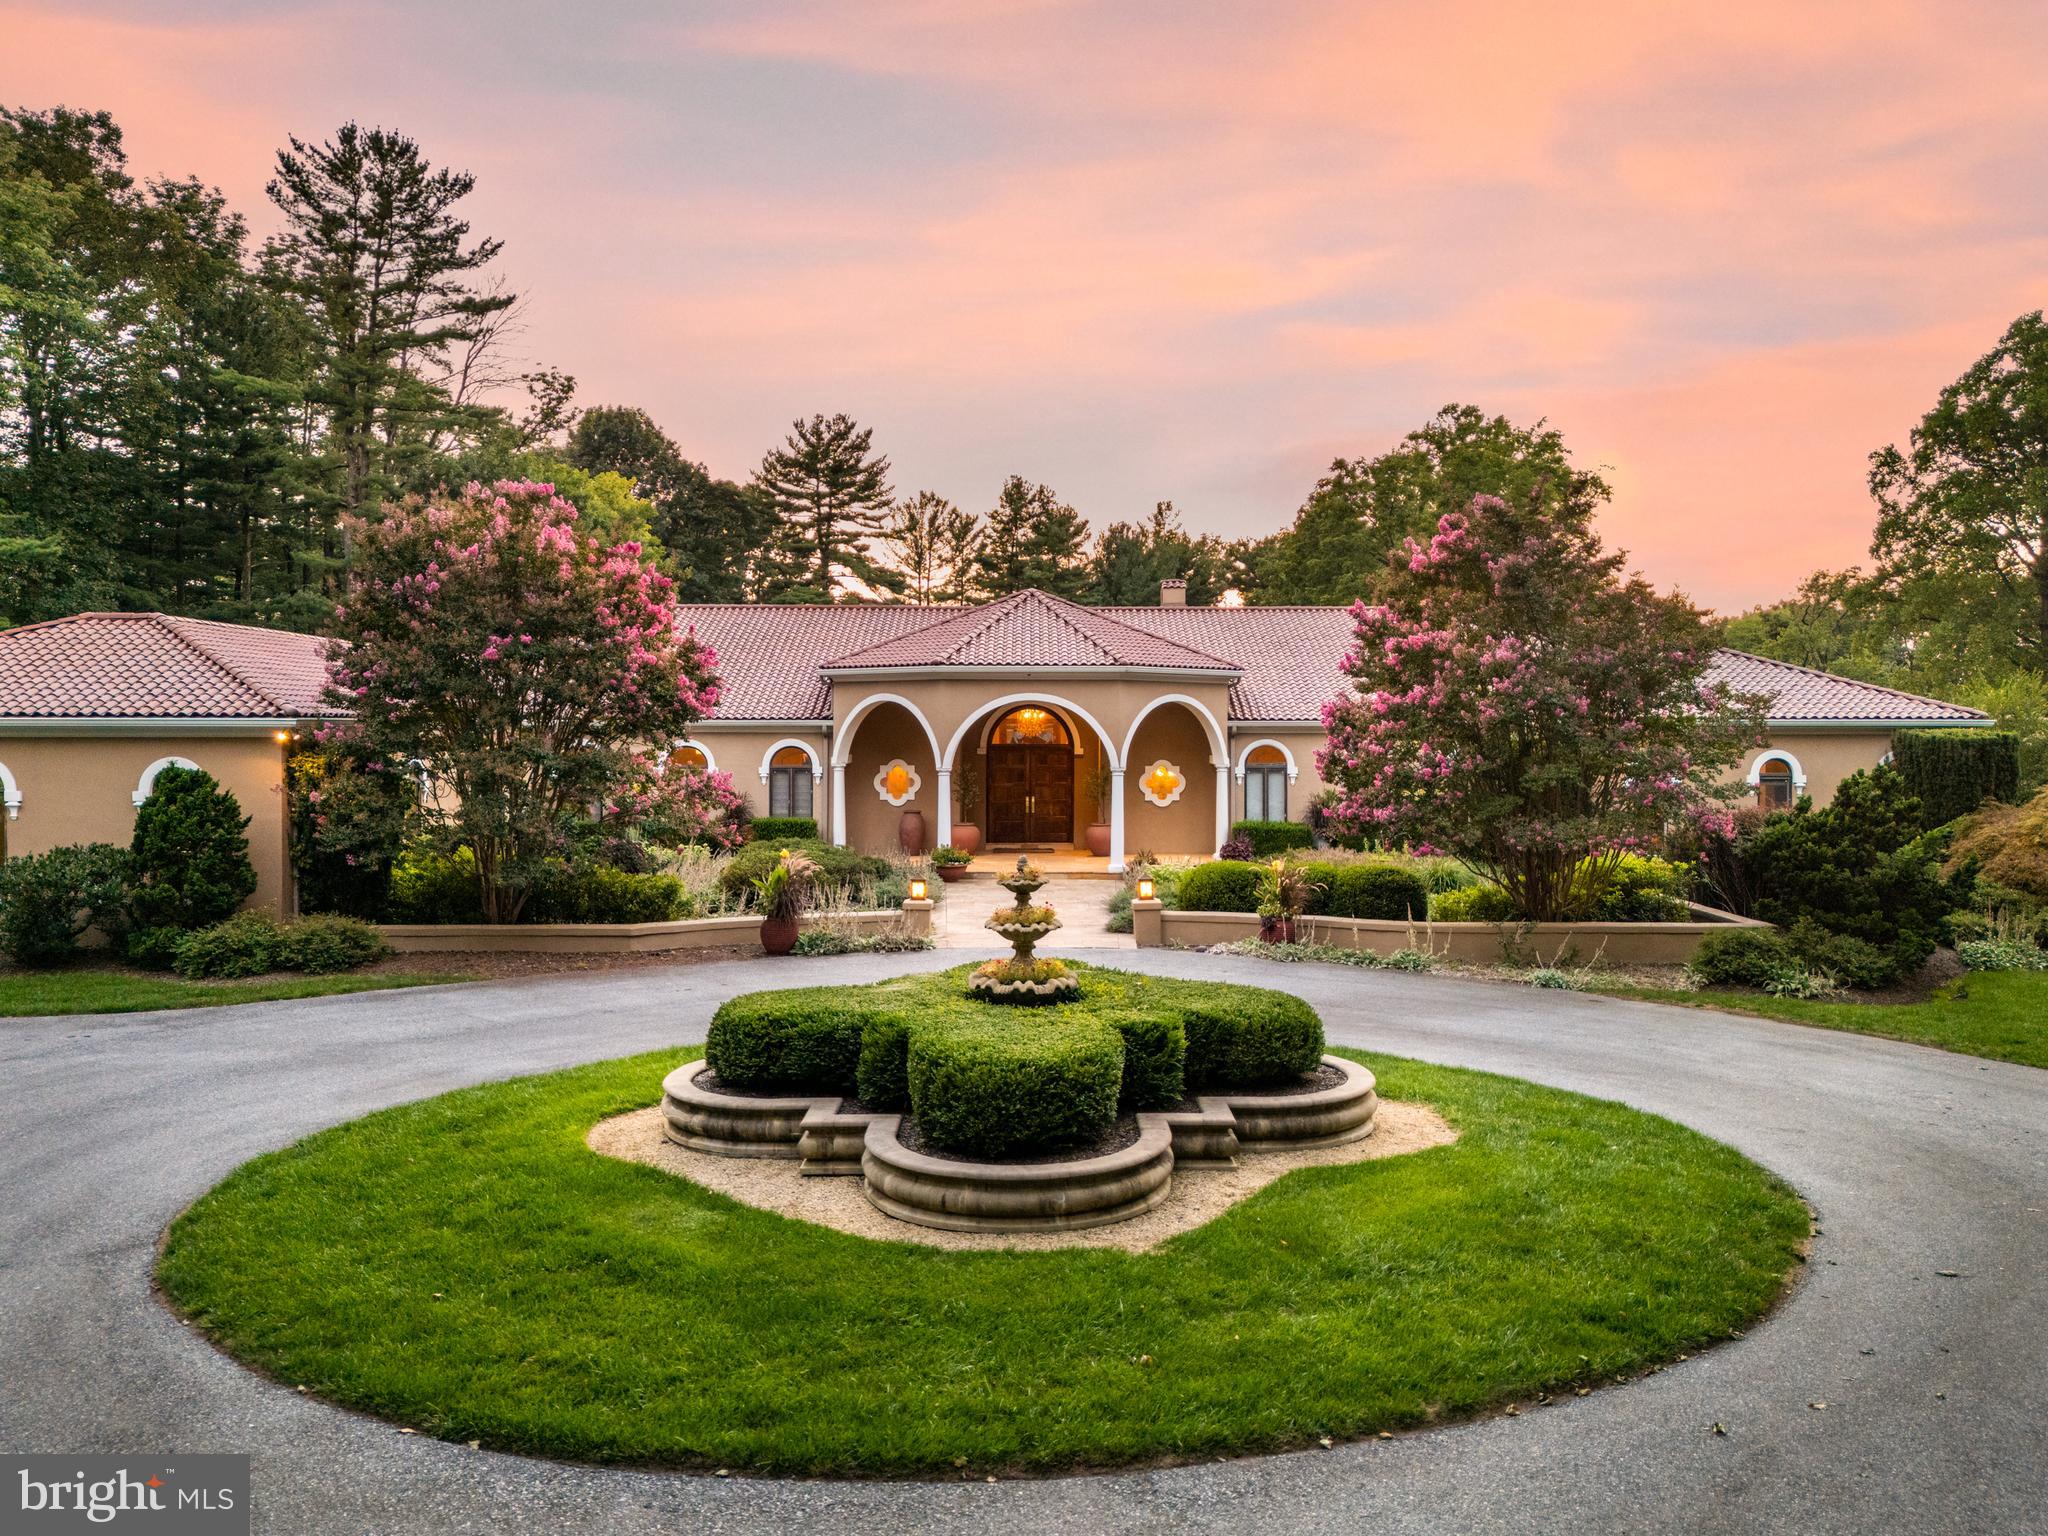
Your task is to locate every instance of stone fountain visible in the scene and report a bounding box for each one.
[969,856,1080,1001]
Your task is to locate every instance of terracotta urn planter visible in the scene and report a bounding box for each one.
[951,822,982,854]
[1259,915,1296,944]
[759,914,799,956]
[1084,821,1112,858]
[936,864,968,884]
[898,809,926,855]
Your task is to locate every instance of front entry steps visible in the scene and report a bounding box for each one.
[660,1055,1379,1233]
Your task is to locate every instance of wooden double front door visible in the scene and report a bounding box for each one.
[987,744,1074,846]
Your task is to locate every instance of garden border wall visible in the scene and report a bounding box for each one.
[380,902,930,954]
[1131,900,1770,966]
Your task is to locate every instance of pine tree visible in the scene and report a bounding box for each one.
[1085,501,1240,605]
[973,475,1090,598]
[876,491,979,602]
[752,413,894,599]
[265,124,514,530]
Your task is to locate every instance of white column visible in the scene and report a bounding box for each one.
[1214,763,1231,854]
[935,768,952,848]
[1108,768,1127,873]
[830,763,846,846]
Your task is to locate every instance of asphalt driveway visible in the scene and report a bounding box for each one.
[2,949,2041,1534]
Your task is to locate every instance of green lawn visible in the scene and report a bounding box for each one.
[1592,970,2048,1070]
[0,966,472,1018]
[158,1046,1807,1476]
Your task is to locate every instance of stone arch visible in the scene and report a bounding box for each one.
[1232,737,1300,782]
[1745,748,1807,789]
[0,759,19,820]
[831,692,941,769]
[671,737,717,773]
[942,693,1125,774]
[758,739,824,782]
[1121,693,1227,770]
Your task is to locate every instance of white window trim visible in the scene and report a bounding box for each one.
[670,737,717,773]
[132,755,201,807]
[758,738,824,783]
[1745,750,1807,789]
[0,760,19,820]
[1232,737,1301,783]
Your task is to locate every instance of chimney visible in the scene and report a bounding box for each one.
[1159,578,1187,606]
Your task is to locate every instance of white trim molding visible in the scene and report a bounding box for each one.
[1746,749,1807,789]
[670,737,717,773]
[873,758,923,806]
[942,692,1126,775]
[758,738,825,783]
[0,760,19,819]
[1232,737,1300,783]
[1137,759,1187,808]
[133,755,201,807]
[831,692,942,769]
[1121,693,1228,770]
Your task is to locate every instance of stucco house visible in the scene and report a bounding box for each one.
[0,612,342,913]
[0,590,1988,909]
[673,583,1989,871]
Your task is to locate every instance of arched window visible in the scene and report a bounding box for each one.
[671,742,710,771]
[990,706,1070,747]
[1755,756,1796,811]
[768,746,815,819]
[1243,744,1288,821]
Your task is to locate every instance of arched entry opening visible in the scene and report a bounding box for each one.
[986,705,1074,849]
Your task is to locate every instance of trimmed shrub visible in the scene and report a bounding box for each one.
[1173,860,1266,913]
[1110,1011,1187,1110]
[529,866,689,923]
[285,915,389,973]
[1892,728,2021,828]
[126,766,258,950]
[1230,820,1314,859]
[1580,855,1691,922]
[749,817,820,844]
[174,911,288,979]
[718,839,891,905]
[0,842,130,966]
[908,1016,1125,1158]
[1944,786,2048,903]
[1430,883,1517,922]
[1688,928,1798,990]
[706,990,883,1095]
[387,848,485,924]
[1784,918,1900,991]
[1177,987,1323,1089]
[123,926,189,971]
[1322,864,1430,921]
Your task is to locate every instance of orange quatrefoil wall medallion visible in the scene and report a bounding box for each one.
[874,758,922,806]
[1139,759,1186,808]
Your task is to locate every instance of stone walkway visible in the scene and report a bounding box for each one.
[932,873,1133,949]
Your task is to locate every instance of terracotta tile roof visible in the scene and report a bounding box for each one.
[1705,650,1987,724]
[0,612,343,720]
[679,597,1985,728]
[826,589,1238,673]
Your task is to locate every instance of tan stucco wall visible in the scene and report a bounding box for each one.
[842,702,941,853]
[685,727,829,825]
[1227,727,1328,824]
[1739,730,1896,808]
[0,732,294,914]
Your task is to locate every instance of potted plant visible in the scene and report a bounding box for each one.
[750,849,817,956]
[1083,755,1113,859]
[950,759,982,854]
[931,845,975,883]
[1257,858,1319,944]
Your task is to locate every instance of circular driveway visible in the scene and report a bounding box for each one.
[2,949,2042,1535]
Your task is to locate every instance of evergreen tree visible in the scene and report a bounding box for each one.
[565,404,766,599]
[1085,500,1240,605]
[876,490,978,602]
[264,123,514,530]
[752,413,894,598]
[973,475,1090,598]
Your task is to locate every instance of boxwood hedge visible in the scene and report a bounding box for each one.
[702,964,1324,1157]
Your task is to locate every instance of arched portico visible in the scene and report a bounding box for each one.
[938,692,1128,863]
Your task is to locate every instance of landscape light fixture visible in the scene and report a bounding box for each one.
[909,877,929,902]
[1136,876,1156,901]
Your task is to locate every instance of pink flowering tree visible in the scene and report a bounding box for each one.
[327,481,723,922]
[1317,491,1766,921]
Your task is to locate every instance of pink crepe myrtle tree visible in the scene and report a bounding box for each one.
[326,481,724,922]
[1317,490,1767,922]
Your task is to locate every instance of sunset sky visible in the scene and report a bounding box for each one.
[9,0,2046,611]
